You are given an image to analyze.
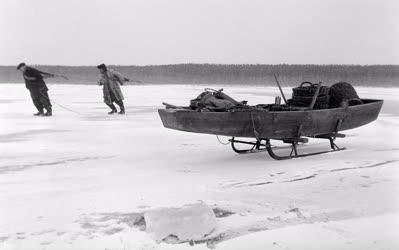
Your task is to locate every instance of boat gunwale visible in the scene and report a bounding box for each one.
[158,99,383,114]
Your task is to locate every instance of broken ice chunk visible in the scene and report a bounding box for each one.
[144,201,217,243]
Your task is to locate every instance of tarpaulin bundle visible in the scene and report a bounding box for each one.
[189,89,246,111]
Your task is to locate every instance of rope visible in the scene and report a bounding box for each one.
[216,135,230,145]
[38,90,86,116]
[51,99,86,115]
[39,90,133,119]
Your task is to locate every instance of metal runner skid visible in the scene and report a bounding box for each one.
[229,119,346,160]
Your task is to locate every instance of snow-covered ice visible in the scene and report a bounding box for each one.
[0,83,398,250]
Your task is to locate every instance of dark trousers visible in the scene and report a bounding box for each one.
[106,91,124,111]
[30,89,52,112]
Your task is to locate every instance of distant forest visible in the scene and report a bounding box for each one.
[1,64,398,87]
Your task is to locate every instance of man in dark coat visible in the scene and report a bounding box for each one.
[17,63,54,116]
[97,64,130,114]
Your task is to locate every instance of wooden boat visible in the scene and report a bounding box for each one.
[159,99,382,138]
[158,81,383,160]
[158,98,383,160]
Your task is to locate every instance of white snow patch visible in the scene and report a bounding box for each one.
[217,212,399,250]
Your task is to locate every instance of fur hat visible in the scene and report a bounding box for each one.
[97,64,107,70]
[17,62,26,70]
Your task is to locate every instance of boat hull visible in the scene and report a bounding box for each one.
[158,99,383,139]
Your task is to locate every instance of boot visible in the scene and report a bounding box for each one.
[118,105,125,115]
[116,101,125,114]
[108,109,117,115]
[107,103,117,114]
[34,110,44,116]
[44,107,52,116]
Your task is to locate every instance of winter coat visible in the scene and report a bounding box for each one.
[23,66,52,91]
[98,69,128,104]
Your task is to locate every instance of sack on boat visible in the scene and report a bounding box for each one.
[329,82,362,108]
[200,92,236,110]
[213,91,241,105]
[189,89,242,111]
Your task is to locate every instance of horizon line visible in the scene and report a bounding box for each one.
[1,63,399,67]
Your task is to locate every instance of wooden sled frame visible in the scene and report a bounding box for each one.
[229,119,346,160]
[230,134,346,160]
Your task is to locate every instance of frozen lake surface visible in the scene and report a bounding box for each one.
[0,84,398,250]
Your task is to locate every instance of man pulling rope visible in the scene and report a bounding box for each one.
[16,62,67,116]
[97,64,130,115]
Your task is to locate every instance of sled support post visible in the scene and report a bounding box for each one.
[333,119,343,139]
[315,119,345,150]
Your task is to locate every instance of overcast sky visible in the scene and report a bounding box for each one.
[0,0,398,65]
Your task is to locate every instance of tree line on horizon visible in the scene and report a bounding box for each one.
[0,64,398,87]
